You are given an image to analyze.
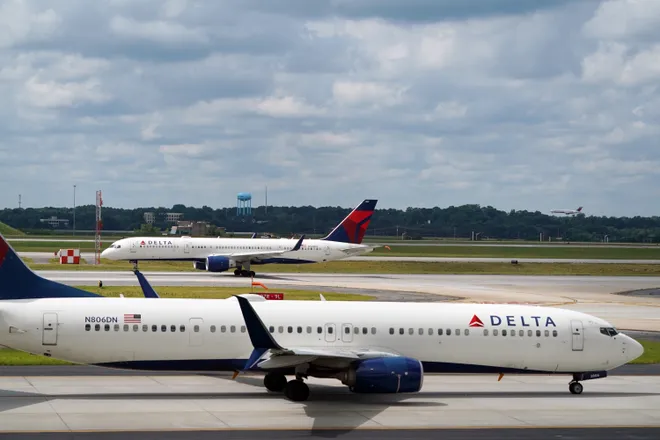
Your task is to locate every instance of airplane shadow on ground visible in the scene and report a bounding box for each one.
[2,376,659,438]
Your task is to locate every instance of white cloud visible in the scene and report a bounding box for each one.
[1,0,659,215]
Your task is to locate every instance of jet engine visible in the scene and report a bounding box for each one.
[191,255,237,272]
[338,356,423,393]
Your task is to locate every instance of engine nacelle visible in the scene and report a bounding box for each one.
[204,255,236,273]
[339,357,423,394]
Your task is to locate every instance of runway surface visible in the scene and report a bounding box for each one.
[35,270,660,331]
[1,374,660,433]
[18,251,660,264]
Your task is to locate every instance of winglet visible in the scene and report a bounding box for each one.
[291,234,305,251]
[133,269,160,298]
[234,295,283,351]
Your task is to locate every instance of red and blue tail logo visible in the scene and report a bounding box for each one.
[322,199,377,244]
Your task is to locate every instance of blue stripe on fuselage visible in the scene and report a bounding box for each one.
[92,359,556,375]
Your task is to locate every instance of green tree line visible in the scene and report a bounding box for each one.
[1,204,660,243]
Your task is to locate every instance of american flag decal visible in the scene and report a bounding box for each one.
[123,314,141,323]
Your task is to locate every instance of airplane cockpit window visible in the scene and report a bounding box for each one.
[600,327,619,337]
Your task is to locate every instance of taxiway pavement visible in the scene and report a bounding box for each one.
[18,251,660,264]
[35,270,660,331]
[1,374,660,433]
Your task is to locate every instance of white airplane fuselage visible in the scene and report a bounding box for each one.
[0,298,641,374]
[101,237,373,266]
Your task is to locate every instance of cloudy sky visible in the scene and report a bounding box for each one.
[1,0,659,216]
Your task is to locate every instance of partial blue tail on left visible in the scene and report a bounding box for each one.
[0,232,101,300]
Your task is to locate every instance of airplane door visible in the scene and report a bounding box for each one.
[571,320,584,351]
[42,313,58,346]
[341,324,353,343]
[184,240,191,254]
[324,323,336,342]
[130,240,137,253]
[324,246,331,256]
[189,318,204,346]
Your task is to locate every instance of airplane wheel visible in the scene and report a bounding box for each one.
[264,373,287,392]
[569,382,583,395]
[234,269,241,276]
[249,271,256,278]
[284,379,310,402]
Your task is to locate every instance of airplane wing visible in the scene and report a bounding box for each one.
[234,295,401,372]
[208,235,305,263]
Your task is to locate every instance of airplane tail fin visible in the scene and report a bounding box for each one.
[321,199,378,244]
[0,232,101,300]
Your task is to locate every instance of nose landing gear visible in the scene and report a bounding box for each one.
[569,381,583,395]
[569,371,607,395]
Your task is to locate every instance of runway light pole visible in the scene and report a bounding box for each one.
[73,184,77,236]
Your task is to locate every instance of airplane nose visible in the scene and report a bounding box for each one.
[626,336,644,362]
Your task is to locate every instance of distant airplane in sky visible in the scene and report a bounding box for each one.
[551,207,583,215]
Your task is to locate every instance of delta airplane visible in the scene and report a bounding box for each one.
[551,206,583,215]
[101,199,379,277]
[0,232,644,402]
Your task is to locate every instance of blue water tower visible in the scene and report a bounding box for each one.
[237,192,252,216]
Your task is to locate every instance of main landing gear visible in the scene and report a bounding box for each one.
[233,265,256,278]
[263,372,310,402]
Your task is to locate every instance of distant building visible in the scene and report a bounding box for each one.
[175,220,223,236]
[166,212,183,223]
[143,212,155,224]
[40,216,69,228]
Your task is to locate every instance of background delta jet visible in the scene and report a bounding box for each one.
[551,206,583,215]
[102,199,379,277]
[0,232,644,402]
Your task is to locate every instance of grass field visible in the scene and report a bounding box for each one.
[1,339,658,366]
[26,259,660,276]
[0,221,24,236]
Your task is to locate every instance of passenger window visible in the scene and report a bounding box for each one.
[152,325,157,332]
[519,330,523,337]
[399,328,404,335]
[95,324,100,331]
[180,325,185,332]
[408,328,414,335]
[287,326,293,333]
[428,328,433,335]
[493,329,498,336]
[194,325,200,332]
[328,327,333,334]
[527,330,532,337]
[85,324,91,331]
[221,325,227,333]
[105,324,110,331]
[438,328,443,336]
[142,325,148,332]
[446,329,451,336]
[210,325,216,333]
[269,326,275,333]
[455,329,460,336]
[389,328,394,335]
[544,330,549,337]
[133,325,138,332]
[464,329,469,336]
[371,327,376,335]
[553,330,558,337]
[161,325,167,332]
[241,326,246,333]
[171,325,176,332]
[298,326,303,334]
[231,325,236,333]
[307,326,312,334]
[123,324,128,332]
[418,328,423,335]
[278,326,283,333]
[113,324,119,331]
[502,330,507,336]
[536,330,541,337]
[354,327,359,334]
[483,329,488,336]
[317,326,322,334]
